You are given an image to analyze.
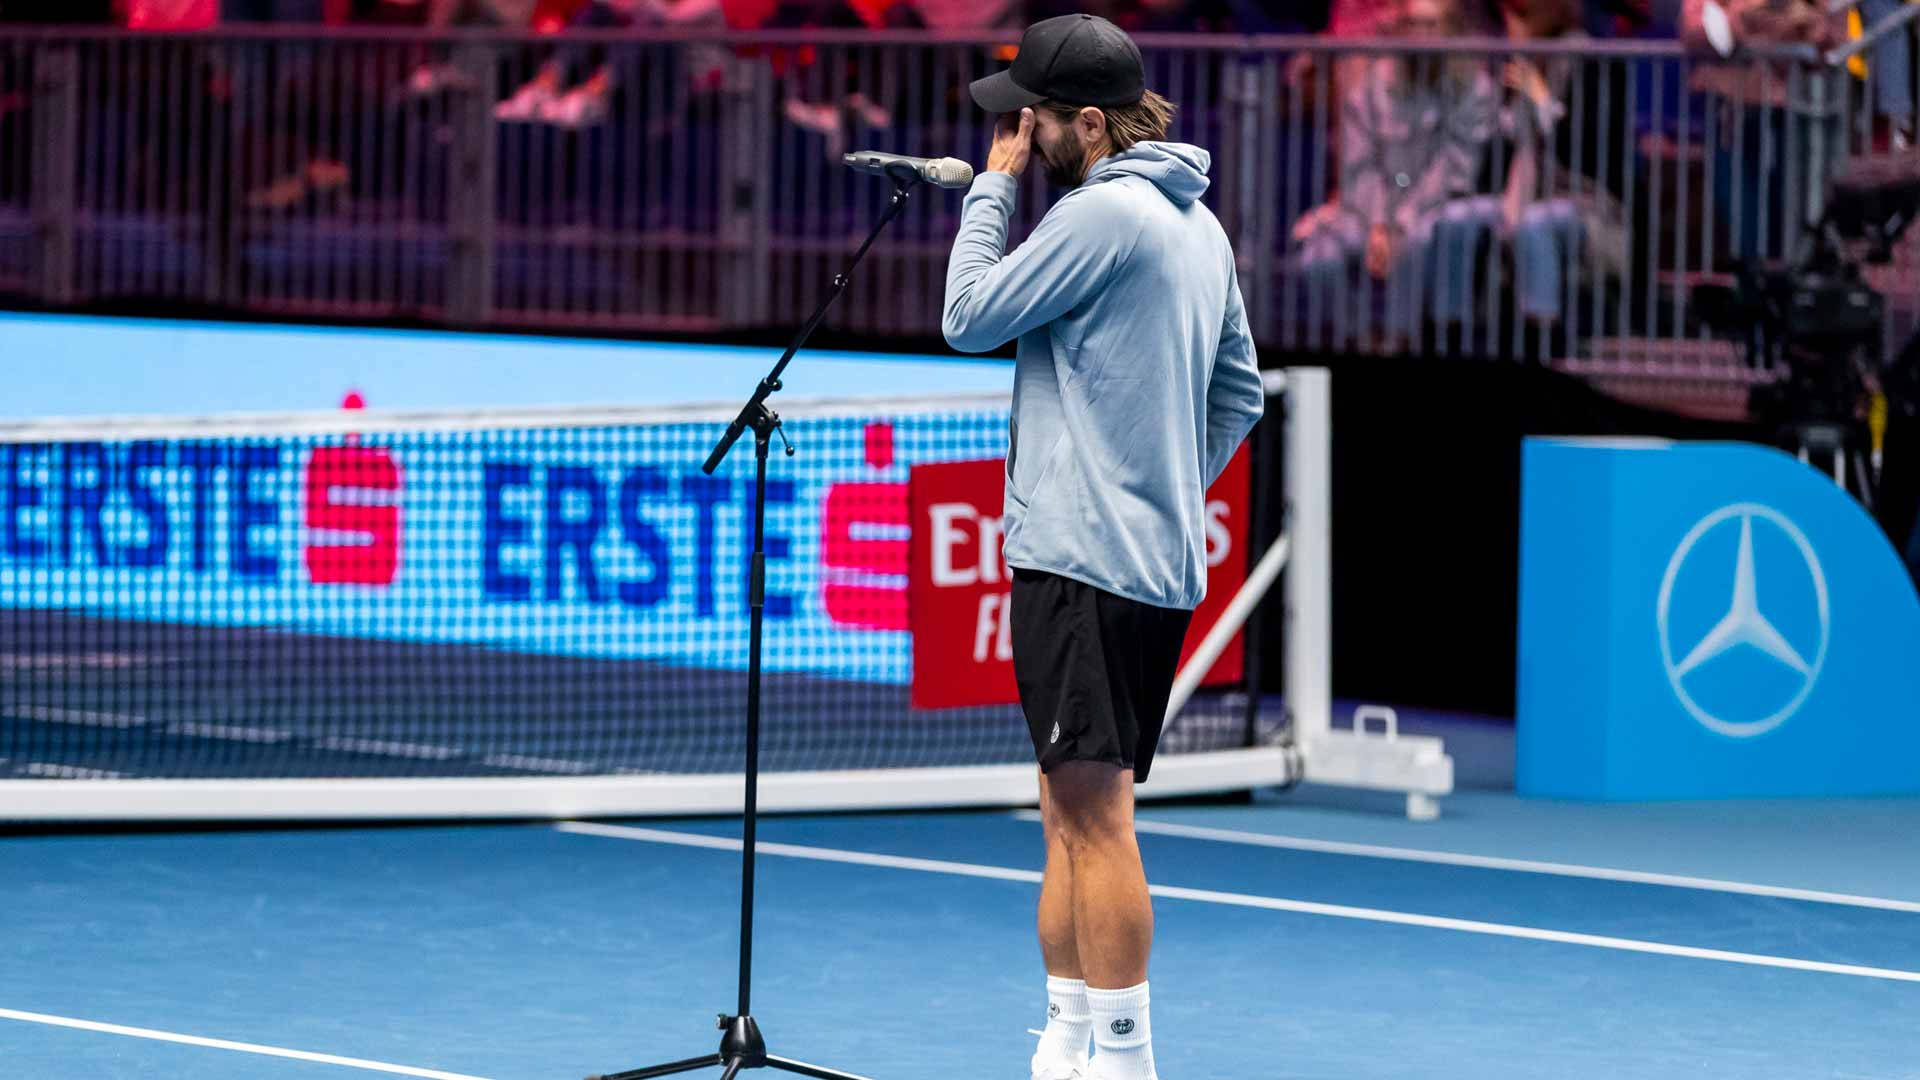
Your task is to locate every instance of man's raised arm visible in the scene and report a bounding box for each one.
[942,109,1133,353]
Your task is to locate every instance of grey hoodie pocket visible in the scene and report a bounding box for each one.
[1007,427,1067,511]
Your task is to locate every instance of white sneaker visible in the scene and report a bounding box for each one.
[494,80,559,122]
[539,85,609,129]
[783,98,840,137]
[1082,1059,1155,1080]
[1030,1048,1087,1080]
[844,91,891,128]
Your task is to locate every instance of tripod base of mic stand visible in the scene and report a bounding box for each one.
[587,1015,876,1080]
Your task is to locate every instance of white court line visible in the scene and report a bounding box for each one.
[18,762,125,779]
[557,821,1920,985]
[12,705,149,728]
[478,753,599,775]
[9,708,460,758]
[1011,812,1920,915]
[313,737,463,761]
[166,721,294,744]
[0,1007,493,1079]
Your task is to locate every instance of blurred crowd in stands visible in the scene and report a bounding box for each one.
[0,0,1826,40]
[1287,0,1911,352]
[1,0,1912,355]
[1,0,1888,132]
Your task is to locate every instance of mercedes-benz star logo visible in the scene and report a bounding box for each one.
[1656,503,1829,738]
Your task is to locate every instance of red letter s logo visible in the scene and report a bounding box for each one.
[305,445,402,586]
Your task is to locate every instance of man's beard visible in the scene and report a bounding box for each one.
[1035,128,1085,188]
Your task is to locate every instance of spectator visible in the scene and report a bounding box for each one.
[646,0,737,97]
[1681,0,1837,55]
[1681,0,1840,261]
[1853,0,1914,146]
[367,0,537,95]
[910,0,1021,29]
[211,0,355,208]
[1587,0,1652,36]
[1330,0,1395,34]
[495,1,645,127]
[124,0,221,26]
[1286,0,1388,89]
[752,0,906,155]
[1290,0,1499,349]
[222,0,354,205]
[1498,0,1629,341]
[1285,0,1402,224]
[492,0,750,128]
[1117,0,1238,33]
[427,0,538,24]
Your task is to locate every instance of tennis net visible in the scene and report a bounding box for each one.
[0,393,1284,821]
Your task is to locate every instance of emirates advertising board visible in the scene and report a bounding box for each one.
[907,447,1251,710]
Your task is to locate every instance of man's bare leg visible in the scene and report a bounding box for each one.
[1033,770,1094,1075]
[1046,761,1150,985]
[1038,768,1084,978]
[1045,761,1157,1079]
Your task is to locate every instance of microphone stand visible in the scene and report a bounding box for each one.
[587,170,925,1080]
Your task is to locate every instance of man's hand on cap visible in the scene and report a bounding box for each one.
[988,108,1034,178]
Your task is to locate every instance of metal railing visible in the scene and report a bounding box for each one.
[0,27,1913,394]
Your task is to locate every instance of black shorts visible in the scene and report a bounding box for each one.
[1009,567,1194,783]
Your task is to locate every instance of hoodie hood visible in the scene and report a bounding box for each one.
[1084,141,1211,206]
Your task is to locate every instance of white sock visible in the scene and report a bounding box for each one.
[1037,975,1092,1065]
[1086,982,1155,1080]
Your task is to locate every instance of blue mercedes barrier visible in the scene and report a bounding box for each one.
[1518,438,1920,799]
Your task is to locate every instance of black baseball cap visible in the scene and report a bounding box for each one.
[970,13,1146,114]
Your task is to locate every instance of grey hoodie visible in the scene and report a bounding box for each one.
[943,141,1264,610]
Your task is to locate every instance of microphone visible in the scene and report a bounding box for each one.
[842,151,975,189]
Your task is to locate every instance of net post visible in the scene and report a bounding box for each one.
[1165,370,1292,734]
[1282,367,1332,748]
[1239,385,1281,748]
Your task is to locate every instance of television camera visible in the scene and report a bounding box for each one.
[1694,150,1920,510]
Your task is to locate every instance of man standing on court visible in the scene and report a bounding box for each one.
[941,14,1265,1080]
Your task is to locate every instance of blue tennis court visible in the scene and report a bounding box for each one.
[7,785,1918,1080]
[8,8,1920,1079]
